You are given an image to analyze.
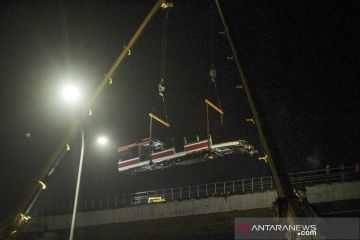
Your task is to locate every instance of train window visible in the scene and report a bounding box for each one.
[118,146,139,161]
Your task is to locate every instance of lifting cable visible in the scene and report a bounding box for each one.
[209,65,224,127]
[149,2,173,140]
[205,5,224,149]
[209,65,223,112]
[158,4,171,120]
[205,67,224,152]
[208,2,223,118]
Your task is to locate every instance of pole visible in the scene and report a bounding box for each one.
[206,104,211,152]
[69,128,85,240]
[149,116,153,139]
[1,1,166,238]
[214,0,303,216]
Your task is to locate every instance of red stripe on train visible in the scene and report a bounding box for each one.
[118,158,140,168]
[151,149,175,160]
[184,141,209,152]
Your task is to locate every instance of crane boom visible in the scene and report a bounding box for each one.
[214,0,308,218]
[0,1,167,239]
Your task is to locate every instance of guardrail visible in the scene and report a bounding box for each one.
[32,166,360,216]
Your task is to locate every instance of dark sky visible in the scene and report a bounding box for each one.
[0,0,359,219]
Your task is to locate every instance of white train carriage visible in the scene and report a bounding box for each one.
[117,138,257,173]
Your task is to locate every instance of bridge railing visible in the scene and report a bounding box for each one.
[32,165,359,216]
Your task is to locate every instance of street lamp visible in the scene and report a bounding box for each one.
[96,136,108,146]
[61,83,82,103]
[59,83,92,240]
[60,83,85,240]
[61,81,110,239]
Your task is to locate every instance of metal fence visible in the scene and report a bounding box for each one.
[32,166,360,216]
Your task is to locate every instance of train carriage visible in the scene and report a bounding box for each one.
[117,137,257,173]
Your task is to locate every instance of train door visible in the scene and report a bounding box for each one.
[139,143,152,162]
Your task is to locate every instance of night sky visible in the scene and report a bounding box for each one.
[0,1,359,220]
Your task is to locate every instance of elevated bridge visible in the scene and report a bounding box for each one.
[21,167,360,239]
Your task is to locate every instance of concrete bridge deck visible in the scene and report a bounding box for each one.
[21,168,360,239]
[22,181,360,240]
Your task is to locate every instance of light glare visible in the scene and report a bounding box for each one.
[97,136,108,146]
[61,84,81,103]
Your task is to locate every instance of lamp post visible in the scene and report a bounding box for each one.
[69,128,85,240]
[69,130,109,240]
[61,83,109,240]
[59,83,84,240]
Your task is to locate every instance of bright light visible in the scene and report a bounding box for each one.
[19,213,31,222]
[61,84,81,103]
[97,136,108,146]
[38,180,46,190]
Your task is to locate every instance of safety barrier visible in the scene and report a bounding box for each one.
[32,165,359,216]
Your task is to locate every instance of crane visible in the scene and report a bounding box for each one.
[214,0,316,222]
[0,1,173,239]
